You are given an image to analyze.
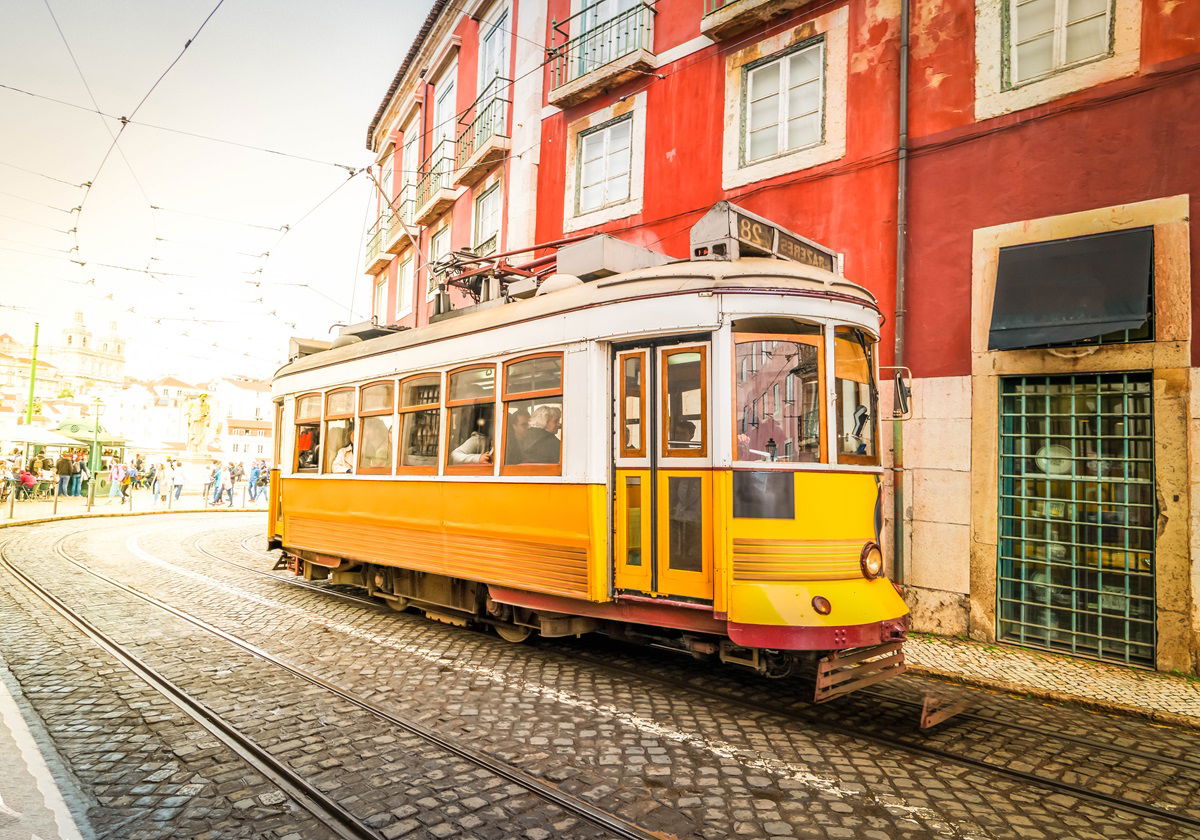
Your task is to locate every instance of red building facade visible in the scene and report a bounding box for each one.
[362,0,1200,673]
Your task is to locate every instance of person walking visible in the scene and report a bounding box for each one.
[69,453,83,496]
[78,458,90,497]
[223,462,236,506]
[55,452,72,498]
[172,461,185,501]
[108,460,126,503]
[248,460,262,502]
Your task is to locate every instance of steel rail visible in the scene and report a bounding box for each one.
[0,537,381,840]
[190,527,1200,830]
[29,530,658,840]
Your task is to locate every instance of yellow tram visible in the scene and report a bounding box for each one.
[268,203,909,700]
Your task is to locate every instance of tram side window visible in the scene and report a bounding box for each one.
[834,326,878,464]
[619,352,645,458]
[734,328,822,463]
[446,366,496,469]
[323,389,356,474]
[357,381,395,474]
[663,347,707,457]
[399,374,441,471]
[503,355,563,472]
[294,394,321,473]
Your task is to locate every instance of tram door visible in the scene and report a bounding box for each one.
[613,340,713,602]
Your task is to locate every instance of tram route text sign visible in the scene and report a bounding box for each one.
[734,213,835,272]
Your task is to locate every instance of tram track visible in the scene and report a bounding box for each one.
[194,525,1200,834]
[0,530,660,840]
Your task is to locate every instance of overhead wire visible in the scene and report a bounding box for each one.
[0,158,87,188]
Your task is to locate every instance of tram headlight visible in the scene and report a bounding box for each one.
[811,596,832,615]
[860,542,884,580]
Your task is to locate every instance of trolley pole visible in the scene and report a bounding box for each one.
[24,323,38,425]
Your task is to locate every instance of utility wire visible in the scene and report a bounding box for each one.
[0,158,87,188]
[0,190,76,214]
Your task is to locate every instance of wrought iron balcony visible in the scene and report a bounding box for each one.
[700,0,815,40]
[384,184,417,254]
[414,140,457,226]
[454,79,511,187]
[364,213,392,273]
[548,2,655,107]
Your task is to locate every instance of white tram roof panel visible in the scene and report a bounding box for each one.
[275,258,878,380]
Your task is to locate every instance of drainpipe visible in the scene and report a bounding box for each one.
[891,0,911,585]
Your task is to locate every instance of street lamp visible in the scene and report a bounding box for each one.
[87,397,104,512]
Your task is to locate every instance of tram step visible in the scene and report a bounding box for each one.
[813,642,906,703]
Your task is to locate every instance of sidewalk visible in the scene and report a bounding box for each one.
[2,486,266,524]
[905,632,1200,728]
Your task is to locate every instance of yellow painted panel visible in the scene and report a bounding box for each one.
[656,470,714,601]
[730,577,907,627]
[281,478,603,600]
[614,470,653,594]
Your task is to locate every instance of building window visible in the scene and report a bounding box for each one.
[232,443,239,453]
[744,41,823,165]
[577,115,632,214]
[398,374,441,473]
[294,393,322,472]
[257,444,264,454]
[428,224,450,300]
[479,10,509,101]
[445,365,496,473]
[323,389,355,474]
[380,154,394,201]
[502,354,563,474]
[373,276,387,322]
[1008,0,1112,86]
[357,381,395,474]
[432,64,457,149]
[396,255,414,319]
[473,183,501,256]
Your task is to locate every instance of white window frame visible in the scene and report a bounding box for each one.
[479,8,509,102]
[720,6,847,191]
[473,181,502,255]
[974,0,1140,120]
[1007,0,1114,87]
[380,155,394,201]
[575,115,633,216]
[742,40,825,167]
[428,223,451,301]
[373,275,387,322]
[401,114,421,189]
[432,64,458,151]
[396,255,414,320]
[562,91,646,232]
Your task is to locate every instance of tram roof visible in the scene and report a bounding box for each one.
[275,258,877,381]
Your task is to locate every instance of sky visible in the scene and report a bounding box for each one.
[0,0,423,382]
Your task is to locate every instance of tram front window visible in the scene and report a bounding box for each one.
[734,331,822,463]
[835,326,878,464]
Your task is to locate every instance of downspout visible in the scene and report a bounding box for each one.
[891,0,911,585]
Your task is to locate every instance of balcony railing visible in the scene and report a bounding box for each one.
[416,140,455,209]
[393,184,416,228]
[364,212,392,271]
[549,2,655,92]
[454,79,510,176]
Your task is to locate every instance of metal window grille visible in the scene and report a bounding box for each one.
[997,372,1155,667]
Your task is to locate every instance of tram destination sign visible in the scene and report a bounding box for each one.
[690,201,841,273]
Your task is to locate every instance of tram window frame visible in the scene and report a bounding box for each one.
[322,388,356,474]
[293,392,322,474]
[661,345,708,459]
[501,352,564,477]
[397,372,443,475]
[732,329,826,465]
[444,363,498,476]
[833,326,880,466]
[356,380,396,475]
[617,350,646,459]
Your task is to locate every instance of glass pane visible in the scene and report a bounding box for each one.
[297,395,321,421]
[608,118,631,150]
[358,416,393,470]
[733,471,796,519]
[748,61,780,101]
[1016,0,1055,37]
[503,397,562,466]
[789,46,821,84]
[1067,0,1107,22]
[400,409,440,467]
[834,327,877,461]
[326,390,354,417]
[748,127,777,162]
[360,383,394,413]
[580,183,604,212]
[581,154,605,189]
[506,356,562,395]
[667,476,703,572]
[323,418,355,473]
[749,95,778,134]
[735,338,821,463]
[401,376,440,407]
[607,173,631,204]
[788,78,820,119]
[625,476,642,566]
[1015,33,1054,82]
[295,423,320,472]
[1065,16,1107,64]
[449,366,495,402]
[665,350,705,453]
[447,403,495,465]
[787,113,821,150]
[622,355,642,454]
[581,131,605,164]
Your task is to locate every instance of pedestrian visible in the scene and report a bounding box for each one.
[69,453,83,496]
[172,462,185,501]
[223,462,236,506]
[55,451,72,498]
[248,460,262,502]
[78,458,90,497]
[121,464,136,502]
[108,461,126,502]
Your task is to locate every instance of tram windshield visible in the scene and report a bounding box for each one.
[834,326,878,464]
[734,325,823,463]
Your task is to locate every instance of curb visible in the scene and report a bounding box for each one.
[908,663,1200,731]
[0,509,261,530]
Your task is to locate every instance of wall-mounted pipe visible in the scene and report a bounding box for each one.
[891,0,911,585]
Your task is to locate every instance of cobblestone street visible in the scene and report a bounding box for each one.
[1,513,1199,840]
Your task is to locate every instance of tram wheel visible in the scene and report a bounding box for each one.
[494,623,533,643]
[384,596,410,612]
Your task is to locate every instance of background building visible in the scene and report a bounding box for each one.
[360,0,1200,675]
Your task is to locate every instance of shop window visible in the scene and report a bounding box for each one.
[662,347,707,458]
[743,40,824,165]
[735,326,823,463]
[445,365,496,473]
[323,389,355,473]
[357,381,395,474]
[502,354,563,474]
[294,393,322,473]
[398,374,441,473]
[834,327,878,464]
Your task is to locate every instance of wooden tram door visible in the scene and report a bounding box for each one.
[613,340,714,603]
